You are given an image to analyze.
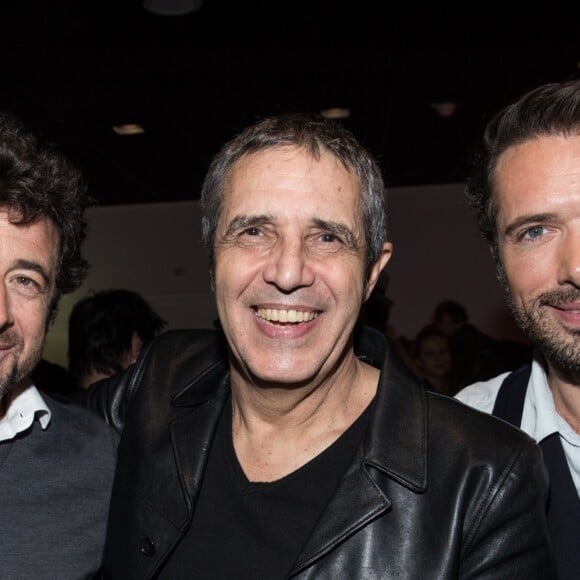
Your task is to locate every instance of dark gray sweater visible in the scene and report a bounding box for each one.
[0,393,118,579]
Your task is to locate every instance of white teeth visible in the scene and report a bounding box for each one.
[256,308,318,323]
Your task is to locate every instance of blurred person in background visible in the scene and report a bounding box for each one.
[413,324,460,396]
[68,288,166,389]
[433,299,530,388]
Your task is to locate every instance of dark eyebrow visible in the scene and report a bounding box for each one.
[12,259,51,286]
[224,214,361,250]
[224,214,273,237]
[504,213,556,237]
[312,218,359,250]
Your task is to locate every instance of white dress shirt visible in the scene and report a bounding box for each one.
[0,383,51,442]
[456,355,580,496]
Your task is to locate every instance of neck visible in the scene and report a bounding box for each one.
[0,379,29,420]
[547,364,580,434]
[229,356,379,481]
[77,369,112,389]
[230,351,377,426]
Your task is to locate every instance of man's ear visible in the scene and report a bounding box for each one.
[123,332,144,369]
[364,242,393,301]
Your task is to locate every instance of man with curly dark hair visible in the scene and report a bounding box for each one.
[0,111,117,577]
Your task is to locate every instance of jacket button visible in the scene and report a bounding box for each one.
[139,537,155,557]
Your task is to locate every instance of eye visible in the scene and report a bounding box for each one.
[307,231,347,254]
[17,276,36,286]
[521,225,546,241]
[227,224,275,250]
[241,227,262,237]
[320,232,339,243]
[11,275,43,297]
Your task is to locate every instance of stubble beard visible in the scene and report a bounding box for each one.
[0,333,44,402]
[498,265,580,383]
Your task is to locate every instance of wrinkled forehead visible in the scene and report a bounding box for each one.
[227,144,356,181]
[221,146,363,223]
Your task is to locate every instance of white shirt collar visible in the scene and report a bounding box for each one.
[0,382,51,442]
[524,355,580,448]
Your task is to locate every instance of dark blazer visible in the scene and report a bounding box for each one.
[88,329,555,579]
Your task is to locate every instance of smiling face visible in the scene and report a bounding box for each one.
[213,145,391,388]
[0,209,58,403]
[494,134,580,378]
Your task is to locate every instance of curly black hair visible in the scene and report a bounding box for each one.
[0,111,92,318]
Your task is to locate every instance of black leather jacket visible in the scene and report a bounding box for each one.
[88,329,555,579]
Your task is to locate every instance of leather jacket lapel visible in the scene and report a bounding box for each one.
[291,448,391,574]
[170,382,229,510]
[364,349,428,492]
[165,340,428,572]
[291,349,428,574]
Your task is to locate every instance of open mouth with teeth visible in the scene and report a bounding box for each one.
[255,308,319,323]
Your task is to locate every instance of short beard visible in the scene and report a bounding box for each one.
[498,264,580,383]
[0,334,44,402]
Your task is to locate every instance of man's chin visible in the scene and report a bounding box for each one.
[536,336,580,381]
[518,318,580,379]
[0,368,21,401]
[0,354,41,403]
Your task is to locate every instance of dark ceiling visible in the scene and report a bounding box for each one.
[1,0,578,206]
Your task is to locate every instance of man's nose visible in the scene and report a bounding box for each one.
[0,285,13,330]
[262,237,315,291]
[557,228,580,288]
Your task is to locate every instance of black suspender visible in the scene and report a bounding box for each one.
[493,364,580,580]
[492,364,530,424]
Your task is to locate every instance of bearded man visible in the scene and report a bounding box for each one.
[0,111,117,577]
[456,78,580,580]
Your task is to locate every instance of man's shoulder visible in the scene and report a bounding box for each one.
[428,386,520,429]
[147,327,227,357]
[113,327,227,394]
[417,389,540,477]
[86,328,229,431]
[454,371,512,413]
[44,391,119,443]
[139,328,228,378]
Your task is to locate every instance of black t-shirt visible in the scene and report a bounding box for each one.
[159,395,372,579]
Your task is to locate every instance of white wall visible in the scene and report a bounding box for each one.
[43,184,527,367]
[43,201,218,366]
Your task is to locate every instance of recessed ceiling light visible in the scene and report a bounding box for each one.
[320,107,351,119]
[112,123,145,136]
[430,102,457,118]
